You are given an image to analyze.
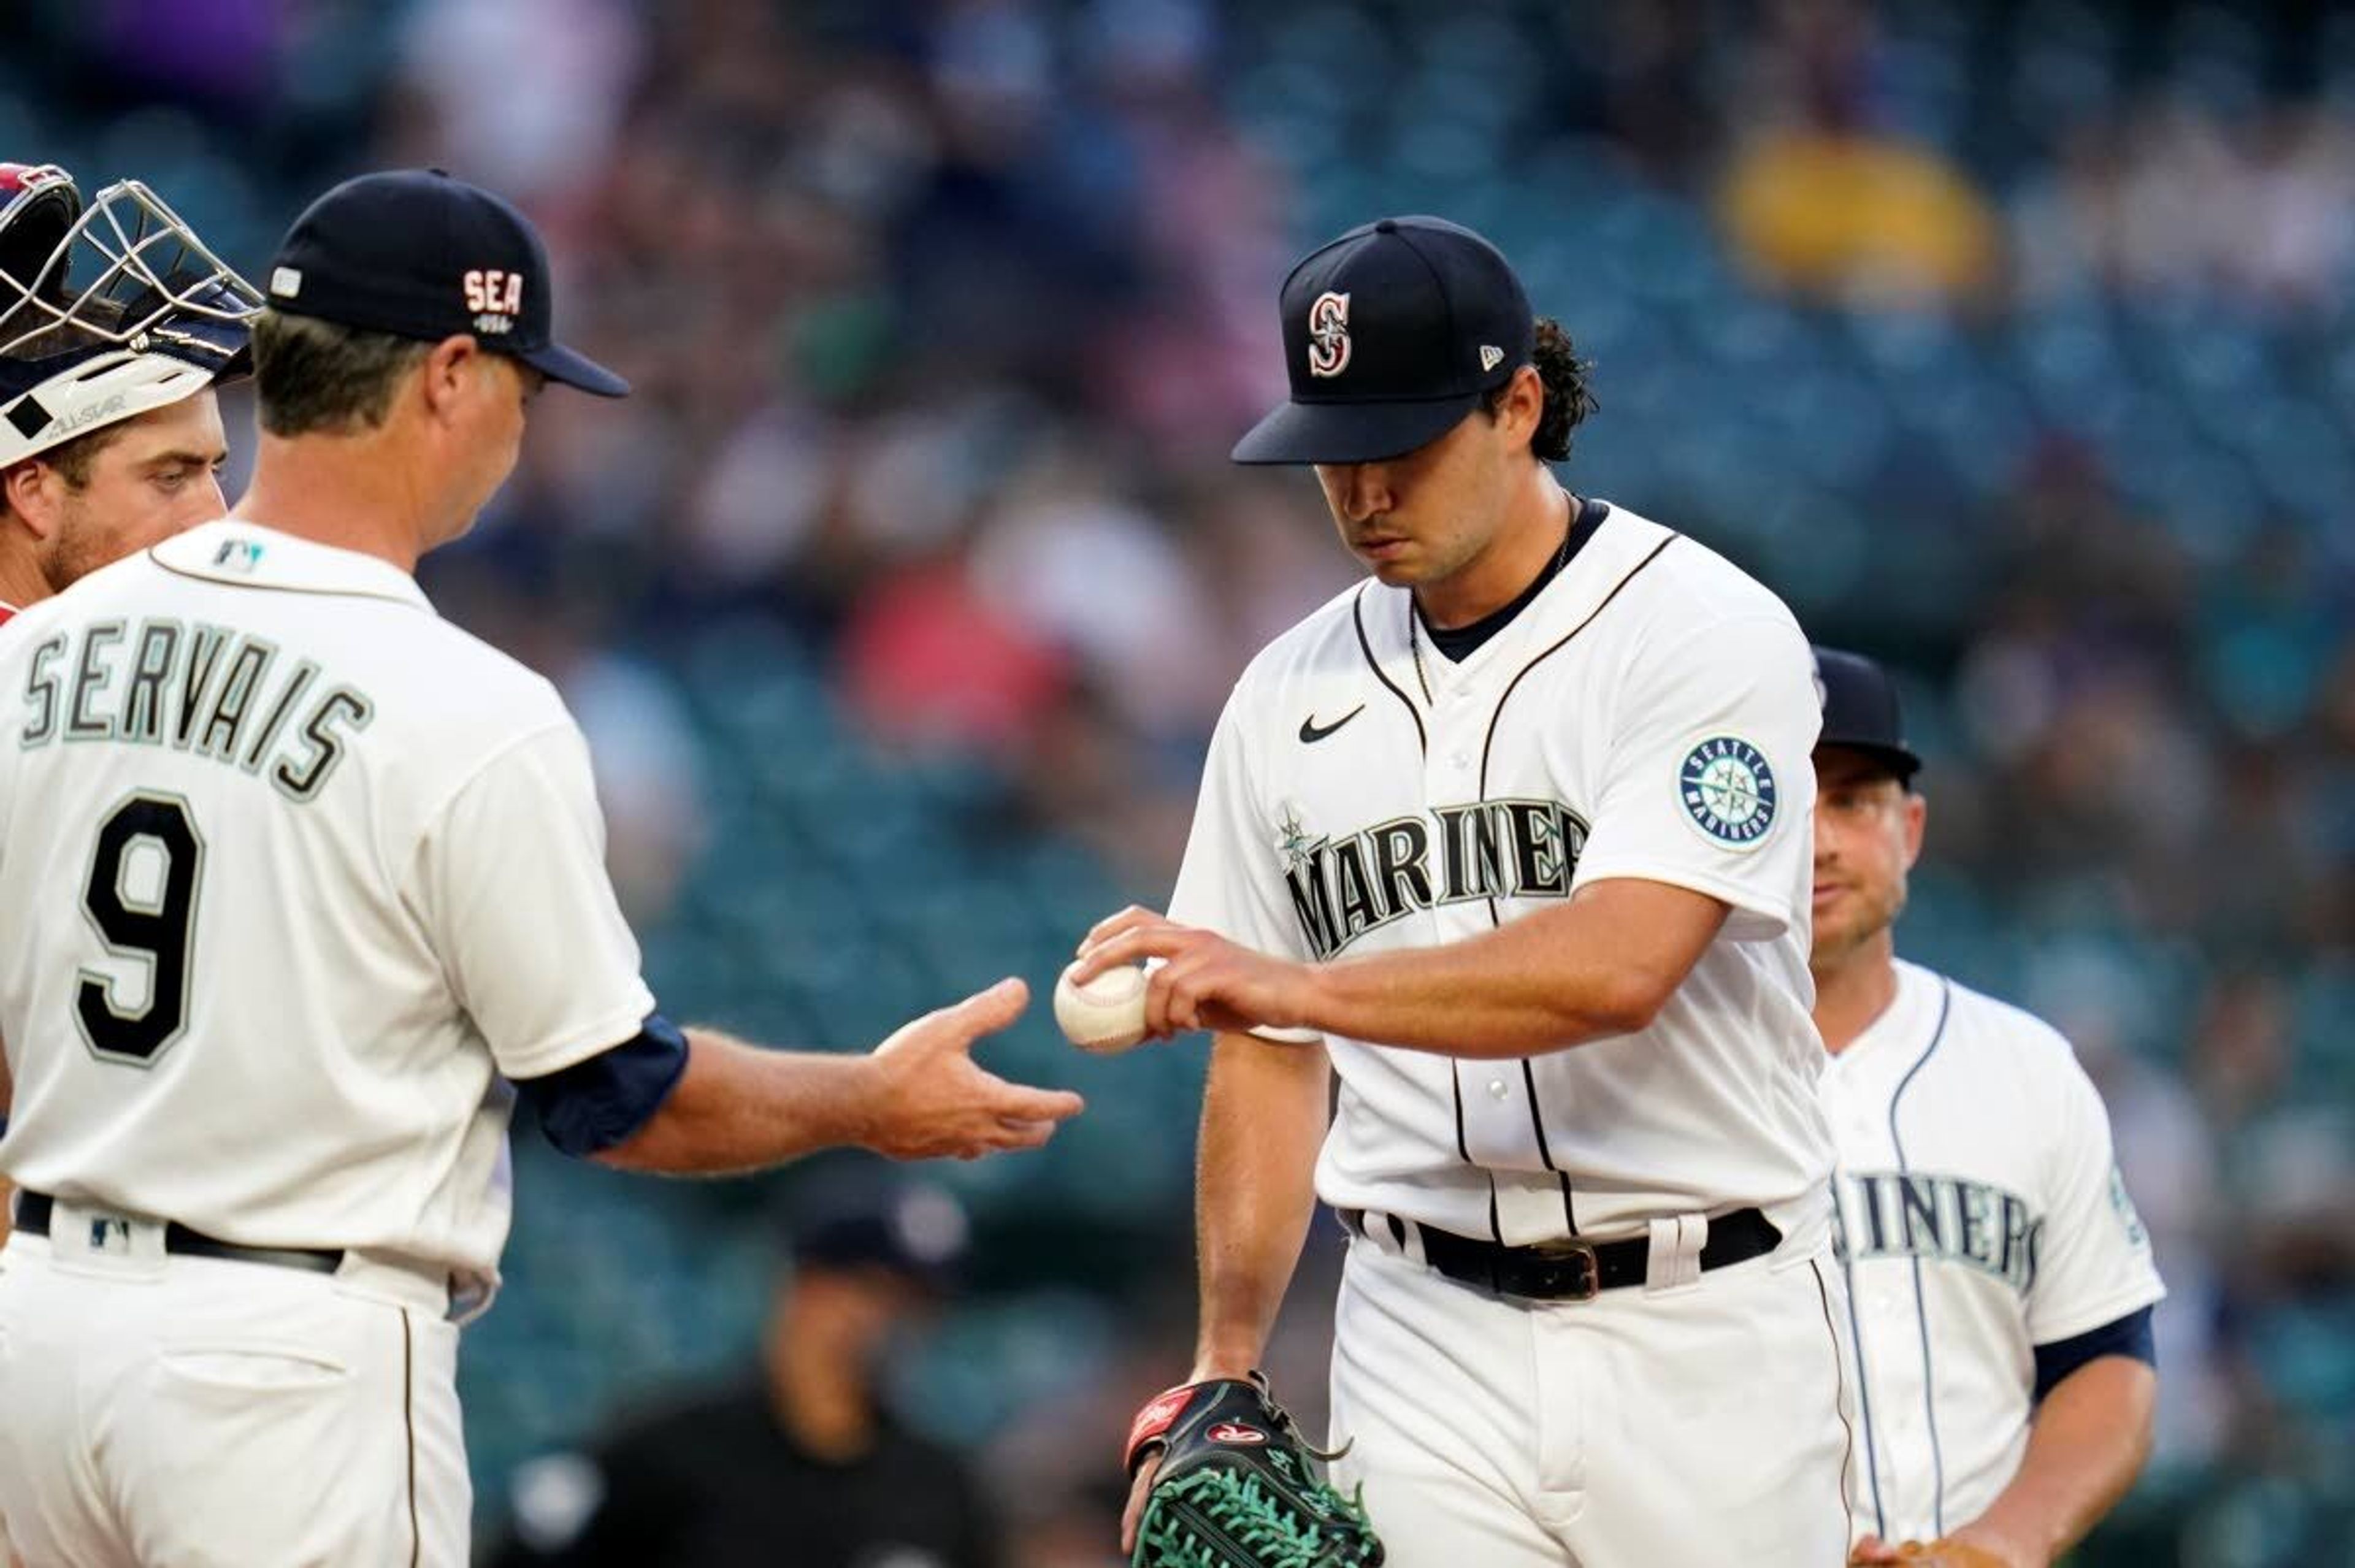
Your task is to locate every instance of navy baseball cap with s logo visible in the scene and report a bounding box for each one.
[1233,215,1534,465]
[262,168,627,397]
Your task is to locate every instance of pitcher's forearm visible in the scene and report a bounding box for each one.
[1193,1031,1330,1378]
[1301,881,1728,1058]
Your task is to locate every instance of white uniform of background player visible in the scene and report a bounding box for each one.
[0,170,1079,1568]
[1081,217,1853,1568]
[1808,649,2162,1568]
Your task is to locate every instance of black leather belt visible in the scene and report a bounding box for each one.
[1340,1206,1782,1301]
[13,1191,344,1277]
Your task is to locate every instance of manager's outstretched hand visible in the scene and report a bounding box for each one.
[867,977,1086,1160]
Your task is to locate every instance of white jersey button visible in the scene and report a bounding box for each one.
[1487,1079,1509,1100]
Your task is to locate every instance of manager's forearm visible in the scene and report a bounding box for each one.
[1298,884,1724,1058]
[1967,1357,2156,1561]
[597,1028,878,1174]
[1193,1032,1330,1379]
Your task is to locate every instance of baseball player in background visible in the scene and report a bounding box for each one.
[1078,216,1853,1566]
[0,169,1081,1567]
[0,158,258,1263]
[1809,648,2162,1568]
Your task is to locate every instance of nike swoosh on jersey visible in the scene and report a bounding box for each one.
[1298,705,1366,743]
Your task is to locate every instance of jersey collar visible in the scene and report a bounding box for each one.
[1374,500,1664,689]
[1827,958,1940,1079]
[148,520,435,613]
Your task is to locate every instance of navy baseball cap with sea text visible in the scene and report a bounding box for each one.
[1233,215,1534,465]
[262,168,627,397]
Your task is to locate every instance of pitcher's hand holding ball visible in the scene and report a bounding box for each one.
[1067,908,1319,1042]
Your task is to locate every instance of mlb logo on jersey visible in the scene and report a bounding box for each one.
[212,537,266,573]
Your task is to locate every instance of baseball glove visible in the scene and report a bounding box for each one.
[1125,1375,1384,1568]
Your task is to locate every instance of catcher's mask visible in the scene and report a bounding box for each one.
[0,170,259,470]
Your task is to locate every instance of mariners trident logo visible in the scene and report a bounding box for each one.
[1306,291,1352,378]
[1679,736,1779,847]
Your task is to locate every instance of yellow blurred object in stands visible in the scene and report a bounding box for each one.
[1720,129,2003,305]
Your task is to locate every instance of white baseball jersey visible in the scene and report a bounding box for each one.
[1821,958,2165,1543]
[1170,502,1834,1247]
[0,520,652,1298]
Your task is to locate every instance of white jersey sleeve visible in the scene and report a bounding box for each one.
[413,721,656,1080]
[1571,610,1821,941]
[2025,1053,2165,1345]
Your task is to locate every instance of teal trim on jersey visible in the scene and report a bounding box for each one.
[1886,977,1956,1539]
[1839,1237,1889,1538]
[150,551,432,613]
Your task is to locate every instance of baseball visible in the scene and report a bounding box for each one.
[1054,961,1151,1054]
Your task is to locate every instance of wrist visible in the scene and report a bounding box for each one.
[1292,961,1340,1035]
[1189,1337,1262,1383]
[1953,1512,2050,1568]
[840,1054,889,1152]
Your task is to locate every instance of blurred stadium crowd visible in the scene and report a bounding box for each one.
[9,0,2354,1561]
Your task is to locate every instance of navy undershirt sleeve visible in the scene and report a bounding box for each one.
[2032,1304,2156,1404]
[514,1012,691,1158]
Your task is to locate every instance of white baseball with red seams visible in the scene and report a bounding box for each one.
[1053,961,1149,1054]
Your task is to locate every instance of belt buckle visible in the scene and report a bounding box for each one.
[1527,1237,1601,1302]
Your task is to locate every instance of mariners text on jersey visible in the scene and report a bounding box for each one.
[20,618,370,803]
[1833,1168,2041,1294]
[1281,796,1589,960]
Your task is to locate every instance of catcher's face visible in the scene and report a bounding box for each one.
[35,390,229,593]
[1810,747,1924,973]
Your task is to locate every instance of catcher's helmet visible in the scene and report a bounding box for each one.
[0,164,82,307]
[0,168,259,469]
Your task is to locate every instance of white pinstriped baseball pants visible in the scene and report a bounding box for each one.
[0,1216,467,1567]
[1328,1229,1857,1567]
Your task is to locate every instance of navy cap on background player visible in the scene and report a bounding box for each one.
[1232,215,1535,466]
[1813,646,1923,784]
[262,168,628,397]
[785,1171,971,1293]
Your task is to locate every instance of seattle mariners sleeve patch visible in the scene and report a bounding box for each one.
[1677,736,1779,847]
